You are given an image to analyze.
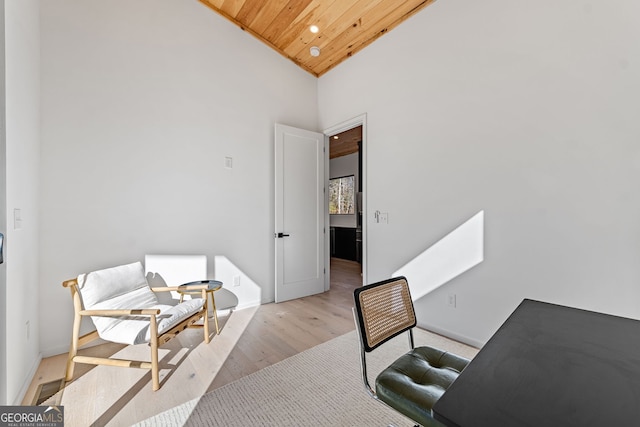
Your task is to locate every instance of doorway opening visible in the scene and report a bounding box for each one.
[327,124,364,288]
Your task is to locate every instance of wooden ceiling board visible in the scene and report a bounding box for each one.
[323,0,383,40]
[198,0,435,77]
[281,1,357,59]
[313,0,434,74]
[236,0,264,26]
[249,0,289,34]
[329,126,362,159]
[207,0,224,8]
[220,0,245,17]
[273,0,340,52]
[262,0,314,42]
[284,0,368,61]
[292,0,386,69]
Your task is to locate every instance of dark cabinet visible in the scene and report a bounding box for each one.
[330,227,357,261]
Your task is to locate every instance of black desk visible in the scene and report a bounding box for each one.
[433,299,640,427]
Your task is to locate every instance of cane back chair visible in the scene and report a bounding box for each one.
[353,276,470,426]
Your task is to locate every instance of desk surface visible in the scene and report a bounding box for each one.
[433,299,640,427]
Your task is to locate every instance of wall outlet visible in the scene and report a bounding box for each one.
[448,294,457,308]
[233,275,241,287]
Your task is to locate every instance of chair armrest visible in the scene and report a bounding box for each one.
[62,279,78,288]
[79,308,160,316]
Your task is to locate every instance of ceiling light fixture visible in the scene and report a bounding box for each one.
[310,25,319,34]
[310,46,321,57]
[333,136,339,140]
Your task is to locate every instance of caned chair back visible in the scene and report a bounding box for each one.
[353,276,416,352]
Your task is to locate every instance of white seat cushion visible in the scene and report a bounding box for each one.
[97,299,205,345]
[77,261,205,345]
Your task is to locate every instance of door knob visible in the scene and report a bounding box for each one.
[276,232,290,238]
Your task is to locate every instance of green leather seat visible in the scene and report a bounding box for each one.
[376,347,470,427]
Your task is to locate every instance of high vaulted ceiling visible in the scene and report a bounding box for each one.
[199,0,434,77]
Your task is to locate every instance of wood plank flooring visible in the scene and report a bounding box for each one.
[22,258,362,426]
[209,257,361,391]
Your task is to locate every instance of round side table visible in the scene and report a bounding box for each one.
[178,279,223,335]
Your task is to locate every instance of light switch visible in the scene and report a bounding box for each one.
[14,208,22,230]
[224,157,233,169]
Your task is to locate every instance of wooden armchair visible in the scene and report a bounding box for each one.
[62,261,210,391]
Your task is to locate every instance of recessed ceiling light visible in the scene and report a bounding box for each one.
[333,136,339,140]
[310,46,321,57]
[310,25,319,34]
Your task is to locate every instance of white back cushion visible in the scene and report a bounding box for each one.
[77,261,158,309]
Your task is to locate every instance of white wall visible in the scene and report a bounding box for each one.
[329,152,358,228]
[3,0,41,404]
[0,0,6,405]
[319,0,640,346]
[39,0,318,356]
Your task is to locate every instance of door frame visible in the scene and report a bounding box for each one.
[323,113,368,288]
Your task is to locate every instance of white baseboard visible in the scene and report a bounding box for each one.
[42,343,70,358]
[234,299,262,311]
[416,321,485,349]
[14,352,43,405]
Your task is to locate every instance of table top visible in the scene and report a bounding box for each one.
[178,279,223,292]
[433,299,640,427]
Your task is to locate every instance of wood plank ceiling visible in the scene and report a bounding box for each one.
[329,126,362,159]
[199,0,435,77]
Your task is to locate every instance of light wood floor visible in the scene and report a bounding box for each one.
[23,258,362,426]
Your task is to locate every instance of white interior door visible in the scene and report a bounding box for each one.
[275,123,325,303]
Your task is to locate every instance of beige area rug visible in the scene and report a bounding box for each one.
[135,329,478,427]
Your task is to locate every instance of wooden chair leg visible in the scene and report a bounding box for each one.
[65,312,82,381]
[150,315,160,391]
[202,289,210,344]
[210,292,220,335]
